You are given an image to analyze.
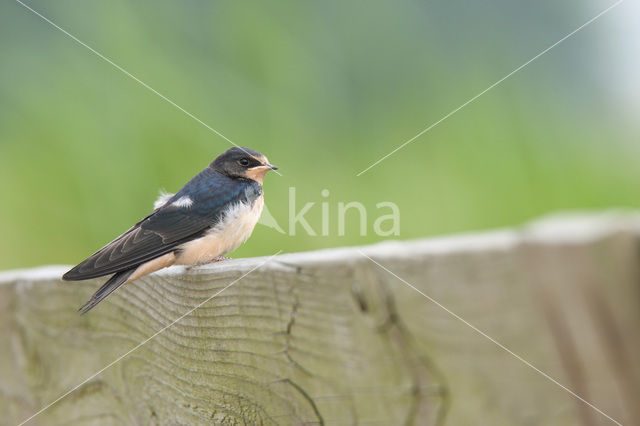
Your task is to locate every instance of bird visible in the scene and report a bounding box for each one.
[63,147,278,314]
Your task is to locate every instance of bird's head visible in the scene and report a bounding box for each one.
[211,147,278,183]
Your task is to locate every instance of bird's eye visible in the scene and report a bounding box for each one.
[239,158,250,166]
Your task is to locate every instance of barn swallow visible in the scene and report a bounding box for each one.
[63,147,277,314]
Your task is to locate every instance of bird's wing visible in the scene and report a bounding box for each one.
[63,171,261,280]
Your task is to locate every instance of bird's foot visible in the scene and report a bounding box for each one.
[188,256,232,268]
[212,256,232,262]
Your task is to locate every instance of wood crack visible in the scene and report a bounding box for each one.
[357,263,450,426]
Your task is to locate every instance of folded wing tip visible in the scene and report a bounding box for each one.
[62,268,77,281]
[62,264,96,281]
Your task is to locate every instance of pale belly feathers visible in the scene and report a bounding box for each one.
[174,195,264,265]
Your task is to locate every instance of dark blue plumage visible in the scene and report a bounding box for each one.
[171,168,262,223]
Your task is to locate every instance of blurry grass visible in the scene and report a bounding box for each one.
[0,0,638,269]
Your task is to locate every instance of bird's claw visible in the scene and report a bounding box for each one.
[212,256,232,262]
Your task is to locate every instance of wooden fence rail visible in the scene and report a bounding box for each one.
[1,212,639,425]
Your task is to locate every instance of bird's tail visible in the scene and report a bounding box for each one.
[79,268,135,315]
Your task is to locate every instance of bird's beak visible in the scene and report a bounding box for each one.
[248,163,278,171]
[246,162,278,183]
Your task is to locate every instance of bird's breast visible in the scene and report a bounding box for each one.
[174,195,264,265]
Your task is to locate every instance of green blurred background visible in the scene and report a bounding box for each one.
[0,0,638,270]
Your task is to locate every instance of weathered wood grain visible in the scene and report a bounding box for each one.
[1,212,639,425]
